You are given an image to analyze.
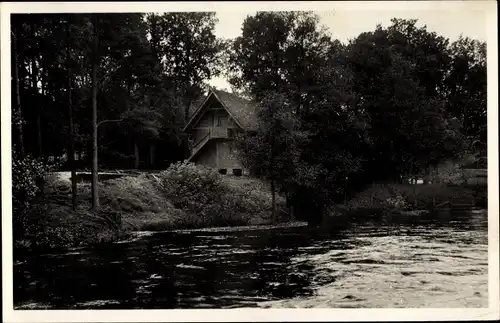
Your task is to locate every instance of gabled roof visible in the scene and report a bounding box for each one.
[183,88,259,132]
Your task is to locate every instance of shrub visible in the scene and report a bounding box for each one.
[434,161,465,185]
[384,195,408,210]
[12,154,52,240]
[99,174,173,215]
[76,174,186,231]
[22,203,124,250]
[17,160,283,252]
[158,161,223,213]
[157,161,273,227]
[342,182,479,213]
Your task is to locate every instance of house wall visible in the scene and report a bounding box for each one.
[197,110,213,127]
[192,128,210,145]
[193,140,217,168]
[188,95,245,173]
[217,139,242,170]
[193,139,242,170]
[192,104,240,143]
[193,99,239,129]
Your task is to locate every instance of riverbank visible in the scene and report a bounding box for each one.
[15,162,288,253]
[323,182,487,226]
[13,208,488,309]
[14,162,487,255]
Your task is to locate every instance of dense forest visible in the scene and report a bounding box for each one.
[11,13,226,169]
[11,12,486,218]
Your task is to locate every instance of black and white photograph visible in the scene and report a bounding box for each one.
[1,1,498,321]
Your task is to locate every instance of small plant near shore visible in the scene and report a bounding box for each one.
[384,195,408,210]
[339,181,483,214]
[433,161,466,185]
[19,202,123,250]
[12,153,54,241]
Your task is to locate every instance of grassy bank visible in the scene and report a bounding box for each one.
[15,161,486,252]
[326,182,487,221]
[16,162,287,252]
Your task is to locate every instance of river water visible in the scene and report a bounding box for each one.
[14,208,488,309]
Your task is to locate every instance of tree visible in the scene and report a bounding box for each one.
[345,23,463,182]
[145,13,224,122]
[235,92,306,222]
[66,16,77,210]
[144,13,225,159]
[445,36,487,154]
[228,11,363,220]
[11,22,25,159]
[11,13,224,172]
[229,12,364,220]
[120,89,163,168]
[91,15,100,210]
[228,11,332,109]
[386,18,452,99]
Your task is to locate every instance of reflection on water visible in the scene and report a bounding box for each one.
[14,209,488,309]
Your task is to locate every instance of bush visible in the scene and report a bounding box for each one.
[16,161,283,253]
[433,161,465,185]
[99,174,174,215]
[341,182,480,213]
[21,203,124,250]
[75,174,185,231]
[158,160,223,211]
[384,195,408,210]
[157,161,272,227]
[12,154,52,240]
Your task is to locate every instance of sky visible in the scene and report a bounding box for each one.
[209,8,488,91]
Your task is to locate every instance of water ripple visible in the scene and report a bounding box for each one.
[14,209,488,309]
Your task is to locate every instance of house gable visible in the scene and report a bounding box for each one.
[183,91,245,133]
[191,98,240,130]
[184,89,258,170]
[183,89,258,133]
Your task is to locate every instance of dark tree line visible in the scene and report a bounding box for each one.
[11,12,486,217]
[11,13,224,210]
[229,13,487,221]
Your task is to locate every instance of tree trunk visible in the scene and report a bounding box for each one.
[31,23,43,158]
[35,112,42,154]
[134,141,140,169]
[183,96,192,159]
[149,145,155,168]
[91,16,99,211]
[12,26,24,159]
[287,194,296,221]
[67,17,77,211]
[271,178,276,224]
[40,66,50,160]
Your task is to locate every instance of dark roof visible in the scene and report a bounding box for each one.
[188,95,207,117]
[184,88,259,131]
[211,89,259,130]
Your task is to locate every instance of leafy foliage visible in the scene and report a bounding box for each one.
[10,12,487,247]
[158,161,272,226]
[228,13,486,220]
[12,153,52,240]
[11,13,225,170]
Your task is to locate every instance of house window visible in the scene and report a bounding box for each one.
[228,128,234,138]
[229,143,238,154]
[219,169,227,175]
[233,169,242,177]
[217,116,227,126]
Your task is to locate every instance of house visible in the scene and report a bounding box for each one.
[183,88,258,176]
